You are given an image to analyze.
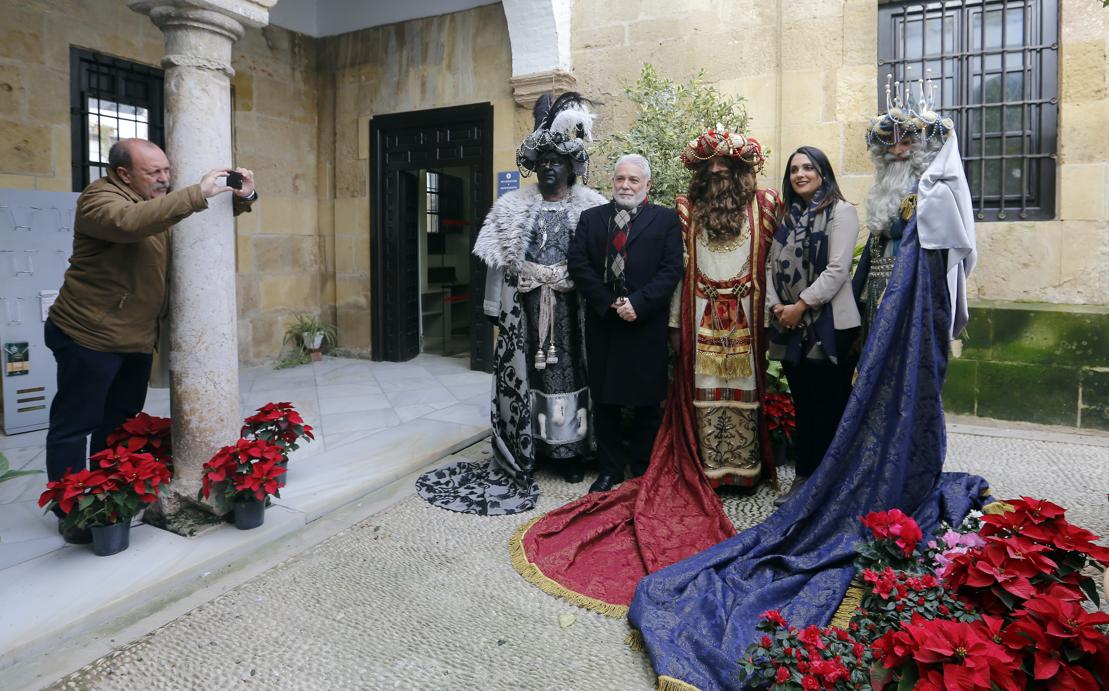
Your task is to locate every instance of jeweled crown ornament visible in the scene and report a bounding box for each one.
[866,68,954,148]
[680,124,766,173]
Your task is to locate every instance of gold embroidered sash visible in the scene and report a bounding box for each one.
[692,200,763,379]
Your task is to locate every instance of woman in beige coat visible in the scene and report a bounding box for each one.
[766,146,861,505]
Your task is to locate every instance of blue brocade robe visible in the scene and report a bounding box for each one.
[627,214,990,690]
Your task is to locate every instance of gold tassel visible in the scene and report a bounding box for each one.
[830,579,864,629]
[694,350,753,379]
[982,500,1013,514]
[508,517,630,618]
[624,629,645,651]
[658,675,702,691]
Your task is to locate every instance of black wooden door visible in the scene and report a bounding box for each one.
[370,104,494,371]
[378,170,420,361]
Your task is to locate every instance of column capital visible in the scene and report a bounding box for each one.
[510,69,578,109]
[129,0,275,77]
[128,1,276,38]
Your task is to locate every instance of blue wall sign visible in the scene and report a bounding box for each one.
[497,171,520,197]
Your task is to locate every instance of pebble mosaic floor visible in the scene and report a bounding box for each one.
[51,431,1108,690]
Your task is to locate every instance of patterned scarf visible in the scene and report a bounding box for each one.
[605,199,645,295]
[769,188,839,364]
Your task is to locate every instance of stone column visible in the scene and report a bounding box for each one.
[128,0,274,529]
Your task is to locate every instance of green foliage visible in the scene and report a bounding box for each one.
[0,451,41,484]
[591,64,752,209]
[283,313,337,349]
[274,351,311,370]
[276,313,337,368]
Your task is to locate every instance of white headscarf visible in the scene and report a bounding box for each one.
[917,133,976,339]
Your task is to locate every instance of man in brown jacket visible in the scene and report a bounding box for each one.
[45,138,256,541]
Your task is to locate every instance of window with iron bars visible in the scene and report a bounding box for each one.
[878,0,1058,221]
[69,48,165,192]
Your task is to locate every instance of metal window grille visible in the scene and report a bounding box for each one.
[69,48,165,192]
[878,0,1058,221]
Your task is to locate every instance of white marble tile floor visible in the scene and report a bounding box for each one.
[0,354,490,671]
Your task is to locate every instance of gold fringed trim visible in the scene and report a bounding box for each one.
[658,675,702,691]
[694,351,753,379]
[508,516,630,618]
[982,499,1012,514]
[830,579,865,629]
[624,629,645,651]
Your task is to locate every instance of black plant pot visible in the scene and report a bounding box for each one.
[91,521,131,556]
[233,498,266,530]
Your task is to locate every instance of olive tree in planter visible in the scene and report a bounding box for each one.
[589,64,754,209]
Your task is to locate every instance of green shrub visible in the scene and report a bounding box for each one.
[591,64,753,209]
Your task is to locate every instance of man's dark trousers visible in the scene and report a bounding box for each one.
[44,319,152,486]
[595,403,663,477]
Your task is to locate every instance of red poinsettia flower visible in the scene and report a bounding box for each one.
[995,533,1059,576]
[1009,496,1066,524]
[111,453,169,502]
[233,459,287,501]
[201,438,287,501]
[1046,521,1109,564]
[1022,594,1109,654]
[105,413,173,465]
[882,617,1020,691]
[949,542,1039,600]
[242,401,315,447]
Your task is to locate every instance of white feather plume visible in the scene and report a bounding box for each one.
[549,105,596,142]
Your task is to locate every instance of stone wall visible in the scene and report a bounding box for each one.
[5,0,1108,373]
[320,3,518,354]
[943,303,1109,431]
[229,27,322,362]
[0,1,163,191]
[571,0,1109,308]
[0,0,323,364]
[571,0,878,215]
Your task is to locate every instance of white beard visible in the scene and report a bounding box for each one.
[614,188,648,210]
[864,143,940,236]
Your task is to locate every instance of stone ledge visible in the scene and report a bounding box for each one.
[0,424,488,674]
[509,69,578,109]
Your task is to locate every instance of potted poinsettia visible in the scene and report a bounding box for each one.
[763,362,797,467]
[38,448,171,556]
[105,412,173,474]
[241,402,314,487]
[199,438,286,529]
[738,499,1109,690]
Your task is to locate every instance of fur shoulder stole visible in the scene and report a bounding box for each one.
[472,184,607,270]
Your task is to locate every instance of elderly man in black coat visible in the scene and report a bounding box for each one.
[568,154,685,492]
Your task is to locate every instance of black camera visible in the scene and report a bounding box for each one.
[226,171,243,190]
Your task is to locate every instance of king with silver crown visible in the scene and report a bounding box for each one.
[854,69,975,344]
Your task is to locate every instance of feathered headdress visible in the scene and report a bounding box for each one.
[517,91,596,183]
